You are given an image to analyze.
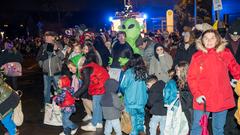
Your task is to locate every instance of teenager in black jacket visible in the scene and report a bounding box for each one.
[146,75,167,135]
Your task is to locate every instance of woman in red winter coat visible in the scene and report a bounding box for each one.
[187,29,240,135]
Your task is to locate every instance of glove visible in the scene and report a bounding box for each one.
[118,57,129,67]
[196,95,206,104]
[231,79,238,88]
[108,57,113,66]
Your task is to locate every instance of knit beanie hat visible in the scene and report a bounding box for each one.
[70,53,84,78]
[59,75,71,88]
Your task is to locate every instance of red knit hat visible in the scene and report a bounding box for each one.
[59,75,71,88]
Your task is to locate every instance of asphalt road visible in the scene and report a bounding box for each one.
[0,57,104,135]
[1,57,240,135]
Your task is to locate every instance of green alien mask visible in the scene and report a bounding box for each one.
[119,18,143,54]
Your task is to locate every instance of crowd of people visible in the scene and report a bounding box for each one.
[1,19,240,135]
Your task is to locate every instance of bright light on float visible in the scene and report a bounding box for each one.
[109,17,113,22]
[143,14,148,19]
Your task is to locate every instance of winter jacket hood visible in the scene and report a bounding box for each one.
[196,39,228,53]
[188,40,240,112]
[101,79,119,107]
[147,81,167,115]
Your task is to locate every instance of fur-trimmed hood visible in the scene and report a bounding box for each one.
[196,39,228,53]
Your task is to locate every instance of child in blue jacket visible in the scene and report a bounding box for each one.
[120,54,148,135]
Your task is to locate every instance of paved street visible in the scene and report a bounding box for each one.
[1,57,240,135]
[0,57,104,135]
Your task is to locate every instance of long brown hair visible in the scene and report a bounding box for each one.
[185,31,195,45]
[176,61,189,90]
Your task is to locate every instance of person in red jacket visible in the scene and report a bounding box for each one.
[74,52,110,131]
[54,75,78,135]
[187,29,240,135]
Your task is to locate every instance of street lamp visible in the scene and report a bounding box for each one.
[143,14,148,19]
[109,17,113,22]
[0,32,4,38]
[194,0,197,25]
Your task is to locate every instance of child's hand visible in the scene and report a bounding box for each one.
[231,79,238,88]
[164,104,170,108]
[52,96,57,101]
[74,97,80,101]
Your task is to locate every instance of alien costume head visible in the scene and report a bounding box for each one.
[120,18,141,40]
[119,18,142,54]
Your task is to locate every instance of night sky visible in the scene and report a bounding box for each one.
[0,0,179,27]
[0,0,180,37]
[0,0,123,27]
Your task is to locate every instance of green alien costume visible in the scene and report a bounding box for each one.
[109,18,143,67]
[120,18,142,54]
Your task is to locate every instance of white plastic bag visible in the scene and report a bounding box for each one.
[164,97,189,135]
[12,90,24,126]
[12,100,24,126]
[108,68,122,81]
[43,102,62,126]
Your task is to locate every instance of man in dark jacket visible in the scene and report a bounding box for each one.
[110,31,133,68]
[146,75,167,135]
[227,20,240,64]
[137,37,155,70]
[225,20,240,135]
[36,31,64,108]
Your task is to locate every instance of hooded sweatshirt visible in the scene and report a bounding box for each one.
[101,79,123,120]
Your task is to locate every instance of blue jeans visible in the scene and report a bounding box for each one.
[91,95,103,126]
[149,115,166,135]
[126,107,145,135]
[191,109,228,135]
[1,112,16,135]
[104,119,122,135]
[43,74,60,103]
[62,111,78,135]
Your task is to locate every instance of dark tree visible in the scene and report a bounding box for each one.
[174,0,212,33]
